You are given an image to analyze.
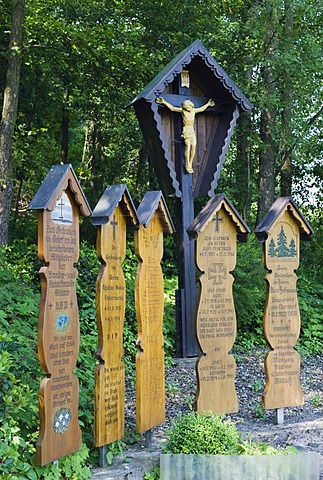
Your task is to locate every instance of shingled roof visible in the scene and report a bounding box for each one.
[129,40,252,199]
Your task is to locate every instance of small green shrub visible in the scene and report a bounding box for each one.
[163,412,242,455]
[163,412,295,457]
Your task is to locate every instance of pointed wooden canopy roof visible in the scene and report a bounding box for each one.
[188,193,250,243]
[91,184,139,228]
[129,40,253,199]
[255,197,314,242]
[28,164,91,217]
[137,191,174,234]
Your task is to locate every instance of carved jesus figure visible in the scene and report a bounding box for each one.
[156,97,215,173]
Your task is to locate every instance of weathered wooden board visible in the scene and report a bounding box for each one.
[195,206,238,414]
[94,205,126,447]
[135,215,166,433]
[36,191,82,465]
[262,210,303,409]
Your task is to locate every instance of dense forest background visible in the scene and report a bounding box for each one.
[0,0,322,244]
[0,0,322,477]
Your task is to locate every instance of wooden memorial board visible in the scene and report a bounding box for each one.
[255,198,313,410]
[135,191,174,433]
[28,165,91,466]
[188,194,249,415]
[91,185,138,447]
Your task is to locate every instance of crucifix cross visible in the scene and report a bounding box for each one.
[156,92,215,174]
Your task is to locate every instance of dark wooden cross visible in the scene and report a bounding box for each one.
[212,212,223,233]
[110,215,118,240]
[167,74,214,357]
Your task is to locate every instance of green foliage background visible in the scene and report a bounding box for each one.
[0,225,322,475]
[0,0,322,476]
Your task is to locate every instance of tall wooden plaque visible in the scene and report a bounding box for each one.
[92,185,138,447]
[188,194,249,414]
[28,165,91,466]
[135,191,174,433]
[255,198,313,410]
[95,205,126,446]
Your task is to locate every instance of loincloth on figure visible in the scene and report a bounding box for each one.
[181,126,196,146]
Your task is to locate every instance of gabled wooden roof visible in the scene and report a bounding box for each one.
[28,164,91,217]
[129,40,253,199]
[255,197,314,242]
[129,40,252,112]
[91,184,139,228]
[137,191,174,234]
[188,193,250,243]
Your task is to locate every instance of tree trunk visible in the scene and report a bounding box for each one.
[280,0,293,197]
[235,112,252,221]
[0,0,25,246]
[61,89,69,163]
[257,106,277,224]
[256,3,278,225]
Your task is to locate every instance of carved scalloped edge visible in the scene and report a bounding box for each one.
[208,106,239,197]
[200,199,248,235]
[120,193,139,226]
[151,101,181,197]
[145,42,251,111]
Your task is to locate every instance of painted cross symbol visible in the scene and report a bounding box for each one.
[110,215,118,240]
[57,196,65,222]
[212,212,223,233]
[208,263,226,285]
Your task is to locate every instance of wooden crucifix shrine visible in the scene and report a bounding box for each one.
[188,194,249,414]
[134,191,174,435]
[91,185,138,450]
[129,40,252,357]
[28,164,91,466]
[255,197,313,417]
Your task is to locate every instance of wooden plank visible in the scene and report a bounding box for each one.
[135,215,165,433]
[94,205,126,446]
[36,191,81,466]
[262,210,304,409]
[195,206,238,414]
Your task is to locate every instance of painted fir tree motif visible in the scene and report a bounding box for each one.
[268,225,297,258]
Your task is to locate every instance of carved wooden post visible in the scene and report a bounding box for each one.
[91,185,138,452]
[28,164,91,466]
[188,194,249,414]
[129,40,252,357]
[255,197,313,416]
[135,191,174,435]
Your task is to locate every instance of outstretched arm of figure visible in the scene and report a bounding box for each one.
[156,97,182,113]
[194,99,215,113]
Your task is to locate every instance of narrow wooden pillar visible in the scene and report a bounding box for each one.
[188,194,249,414]
[255,197,313,413]
[28,165,91,466]
[135,191,174,433]
[91,185,138,450]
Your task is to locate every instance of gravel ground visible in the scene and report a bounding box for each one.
[125,349,323,476]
